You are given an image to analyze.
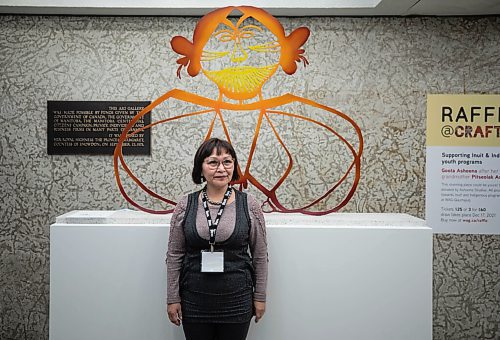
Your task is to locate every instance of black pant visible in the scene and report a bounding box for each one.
[182,321,251,340]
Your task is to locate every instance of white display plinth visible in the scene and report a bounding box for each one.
[50,211,432,340]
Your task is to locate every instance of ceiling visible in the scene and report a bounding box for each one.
[0,0,499,16]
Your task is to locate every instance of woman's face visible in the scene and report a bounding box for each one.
[201,148,235,189]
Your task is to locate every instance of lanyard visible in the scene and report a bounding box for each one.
[201,185,233,251]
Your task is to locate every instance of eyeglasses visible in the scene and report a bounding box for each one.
[204,158,235,170]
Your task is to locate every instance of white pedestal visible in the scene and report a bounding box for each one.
[50,211,432,340]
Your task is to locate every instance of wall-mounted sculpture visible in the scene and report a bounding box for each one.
[114,6,363,215]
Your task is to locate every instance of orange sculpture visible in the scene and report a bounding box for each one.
[114,6,363,215]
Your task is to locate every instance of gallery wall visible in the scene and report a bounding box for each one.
[0,14,499,339]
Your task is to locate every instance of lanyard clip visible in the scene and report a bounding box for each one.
[210,243,214,253]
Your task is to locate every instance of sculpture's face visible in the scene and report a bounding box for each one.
[200,17,280,100]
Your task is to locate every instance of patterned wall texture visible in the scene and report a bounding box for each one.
[1,14,499,339]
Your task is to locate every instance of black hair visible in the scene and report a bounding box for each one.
[192,138,240,184]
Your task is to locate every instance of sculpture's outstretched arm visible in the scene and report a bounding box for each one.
[114,89,216,214]
[242,94,363,215]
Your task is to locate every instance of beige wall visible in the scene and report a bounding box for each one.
[0,14,499,339]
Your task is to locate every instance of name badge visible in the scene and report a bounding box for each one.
[201,250,224,272]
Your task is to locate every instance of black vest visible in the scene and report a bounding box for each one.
[181,189,254,276]
[179,190,255,322]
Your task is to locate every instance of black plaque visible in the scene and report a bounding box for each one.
[47,101,151,155]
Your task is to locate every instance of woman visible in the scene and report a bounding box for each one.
[166,138,268,340]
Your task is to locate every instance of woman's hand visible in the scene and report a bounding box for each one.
[254,301,266,323]
[167,303,182,326]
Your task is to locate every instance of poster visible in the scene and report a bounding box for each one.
[426,94,500,234]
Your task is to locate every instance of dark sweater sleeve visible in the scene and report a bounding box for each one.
[166,195,187,304]
[247,194,269,302]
